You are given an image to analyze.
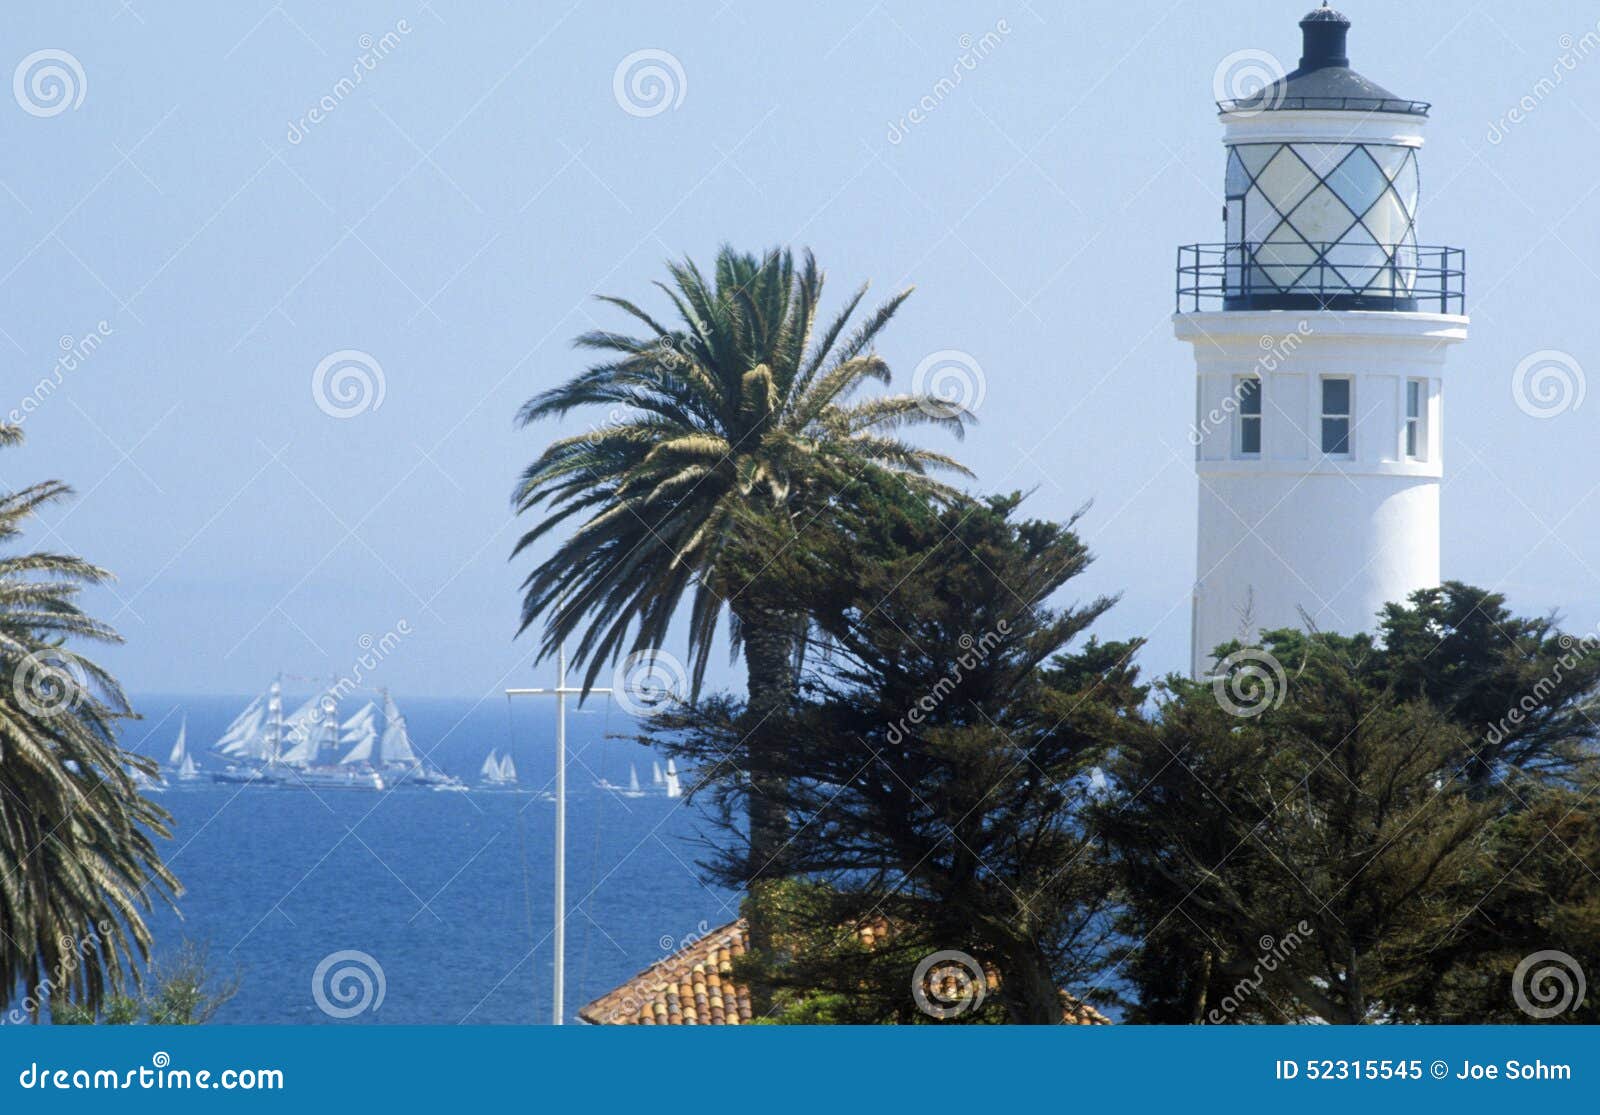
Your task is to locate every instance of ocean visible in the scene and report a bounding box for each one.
[123,693,736,1025]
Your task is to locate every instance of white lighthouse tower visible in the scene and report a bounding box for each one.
[1176,5,1468,673]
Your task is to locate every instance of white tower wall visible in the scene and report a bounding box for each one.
[1178,310,1466,671]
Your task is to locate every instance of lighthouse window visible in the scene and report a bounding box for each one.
[1321,377,1352,456]
[1405,379,1424,459]
[1235,376,1262,456]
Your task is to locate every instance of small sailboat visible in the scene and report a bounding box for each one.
[601,763,646,798]
[479,750,519,790]
[651,760,664,786]
[664,759,682,799]
[167,716,204,783]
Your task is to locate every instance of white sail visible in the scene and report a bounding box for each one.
[652,760,664,785]
[480,750,501,780]
[281,693,340,766]
[213,698,264,757]
[338,702,378,763]
[279,695,320,762]
[317,694,341,762]
[178,752,199,779]
[664,759,681,799]
[214,683,288,763]
[167,717,189,768]
[341,722,377,764]
[263,681,285,763]
[498,753,517,782]
[628,764,640,793]
[379,693,419,767]
[340,702,378,739]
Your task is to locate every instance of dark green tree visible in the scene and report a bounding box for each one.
[1109,588,1600,1024]
[1377,582,1600,781]
[654,493,1144,1023]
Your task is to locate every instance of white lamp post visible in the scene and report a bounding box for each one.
[506,643,609,1025]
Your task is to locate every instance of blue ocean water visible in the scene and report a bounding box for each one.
[122,693,736,1025]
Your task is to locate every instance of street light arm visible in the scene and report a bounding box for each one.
[506,688,613,696]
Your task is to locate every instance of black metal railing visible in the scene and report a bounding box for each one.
[1176,243,1465,314]
[1215,95,1431,116]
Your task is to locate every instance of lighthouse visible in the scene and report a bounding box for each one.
[1176,5,1467,674]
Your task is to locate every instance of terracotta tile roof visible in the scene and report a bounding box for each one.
[579,920,753,1025]
[578,918,1111,1026]
[1058,993,1113,1026]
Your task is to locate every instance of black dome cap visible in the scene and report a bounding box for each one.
[1298,4,1351,70]
[1220,5,1429,117]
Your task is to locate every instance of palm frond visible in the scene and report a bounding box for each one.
[513,247,973,697]
[0,434,177,1017]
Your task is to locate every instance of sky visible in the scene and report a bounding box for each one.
[1,0,1597,702]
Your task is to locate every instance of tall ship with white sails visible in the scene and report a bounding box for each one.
[208,679,463,791]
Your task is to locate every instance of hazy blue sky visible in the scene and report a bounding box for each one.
[3,1,1597,701]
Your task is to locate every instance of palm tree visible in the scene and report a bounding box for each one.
[0,424,177,1017]
[513,246,972,885]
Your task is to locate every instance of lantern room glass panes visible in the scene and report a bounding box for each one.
[1226,150,1249,197]
[1326,148,1389,217]
[1254,149,1320,216]
[1223,142,1421,299]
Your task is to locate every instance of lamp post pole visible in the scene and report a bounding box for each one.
[506,644,609,1025]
